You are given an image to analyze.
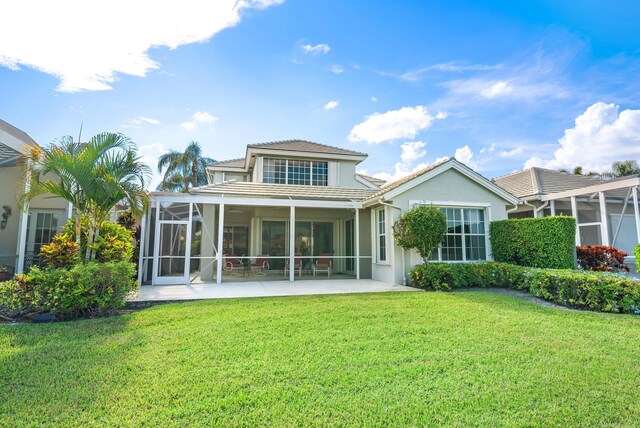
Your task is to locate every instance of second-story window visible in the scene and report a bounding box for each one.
[263,158,328,186]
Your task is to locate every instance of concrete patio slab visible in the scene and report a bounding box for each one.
[132,279,420,302]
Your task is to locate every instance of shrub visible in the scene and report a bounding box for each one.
[52,217,134,264]
[576,245,629,272]
[393,206,447,263]
[1,262,138,320]
[490,216,576,269]
[40,232,79,267]
[410,262,640,314]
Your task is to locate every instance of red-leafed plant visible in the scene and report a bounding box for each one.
[576,245,629,272]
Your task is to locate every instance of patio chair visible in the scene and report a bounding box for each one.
[250,256,270,275]
[284,253,302,277]
[313,253,332,277]
[223,255,245,274]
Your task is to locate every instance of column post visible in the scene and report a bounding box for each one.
[599,191,609,246]
[289,205,295,282]
[355,208,360,280]
[550,200,556,216]
[633,187,640,245]
[216,203,225,284]
[571,196,580,246]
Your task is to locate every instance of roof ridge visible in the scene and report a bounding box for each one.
[247,139,367,156]
[210,157,244,165]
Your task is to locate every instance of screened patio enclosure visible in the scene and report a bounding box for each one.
[139,194,372,285]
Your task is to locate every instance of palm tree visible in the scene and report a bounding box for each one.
[157,141,215,192]
[20,132,151,260]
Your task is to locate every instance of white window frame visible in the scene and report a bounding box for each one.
[375,207,387,263]
[417,204,489,263]
[262,158,328,186]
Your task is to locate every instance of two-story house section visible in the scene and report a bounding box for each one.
[139,140,519,286]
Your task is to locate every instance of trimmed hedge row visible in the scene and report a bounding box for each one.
[490,216,576,269]
[410,262,640,314]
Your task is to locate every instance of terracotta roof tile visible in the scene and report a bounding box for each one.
[248,139,366,157]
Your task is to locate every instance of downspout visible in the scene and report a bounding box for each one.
[379,198,406,285]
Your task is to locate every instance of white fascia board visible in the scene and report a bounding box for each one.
[354,174,380,190]
[381,160,520,205]
[206,165,248,172]
[246,147,367,164]
[541,177,640,201]
[0,130,31,154]
[409,200,491,208]
[149,193,361,209]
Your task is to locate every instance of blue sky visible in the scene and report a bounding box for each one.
[1,0,640,188]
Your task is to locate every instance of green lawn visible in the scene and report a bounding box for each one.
[2,292,639,427]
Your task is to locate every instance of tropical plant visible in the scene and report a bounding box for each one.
[393,205,447,264]
[156,141,215,192]
[20,132,150,261]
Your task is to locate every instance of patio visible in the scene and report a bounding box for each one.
[132,279,419,302]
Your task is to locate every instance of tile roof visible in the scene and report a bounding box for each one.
[356,173,386,188]
[247,139,367,157]
[190,181,376,201]
[208,157,245,168]
[365,158,451,200]
[492,167,603,198]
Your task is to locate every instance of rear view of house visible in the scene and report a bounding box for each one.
[140,140,519,286]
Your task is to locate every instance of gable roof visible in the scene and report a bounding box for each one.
[0,119,39,166]
[355,173,386,188]
[209,157,245,168]
[247,139,366,157]
[492,167,603,199]
[365,158,519,205]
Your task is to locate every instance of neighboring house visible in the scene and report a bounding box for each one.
[493,167,640,255]
[139,140,519,286]
[0,119,69,273]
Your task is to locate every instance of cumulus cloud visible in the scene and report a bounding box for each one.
[399,141,427,162]
[524,102,640,171]
[0,0,283,92]
[302,43,330,55]
[180,111,219,131]
[330,65,344,74]
[454,145,478,169]
[324,100,339,110]
[348,106,445,144]
[123,116,161,128]
[443,77,567,101]
[499,147,524,158]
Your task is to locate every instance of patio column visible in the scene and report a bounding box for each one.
[137,209,147,285]
[289,205,295,282]
[355,208,360,280]
[571,196,580,247]
[216,203,225,284]
[67,202,73,220]
[550,200,556,216]
[633,187,640,244]
[16,158,31,273]
[599,191,609,246]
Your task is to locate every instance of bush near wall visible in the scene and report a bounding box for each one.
[410,262,640,314]
[577,245,629,272]
[490,216,576,269]
[0,261,138,320]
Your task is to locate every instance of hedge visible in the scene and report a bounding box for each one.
[410,262,640,314]
[0,261,138,320]
[490,216,576,269]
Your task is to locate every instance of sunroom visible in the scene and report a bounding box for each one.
[138,183,374,285]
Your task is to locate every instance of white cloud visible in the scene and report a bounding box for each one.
[139,142,168,189]
[0,0,283,92]
[480,143,496,154]
[348,106,444,144]
[499,147,524,158]
[524,102,640,171]
[123,116,161,128]
[480,81,513,98]
[454,145,478,169]
[399,62,503,81]
[399,141,426,162]
[324,100,339,110]
[435,111,448,120]
[330,65,344,74]
[180,111,219,131]
[302,43,330,55]
[371,96,378,102]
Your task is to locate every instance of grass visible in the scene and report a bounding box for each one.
[1,292,640,427]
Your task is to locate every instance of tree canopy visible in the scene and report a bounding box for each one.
[393,205,447,264]
[157,141,215,192]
